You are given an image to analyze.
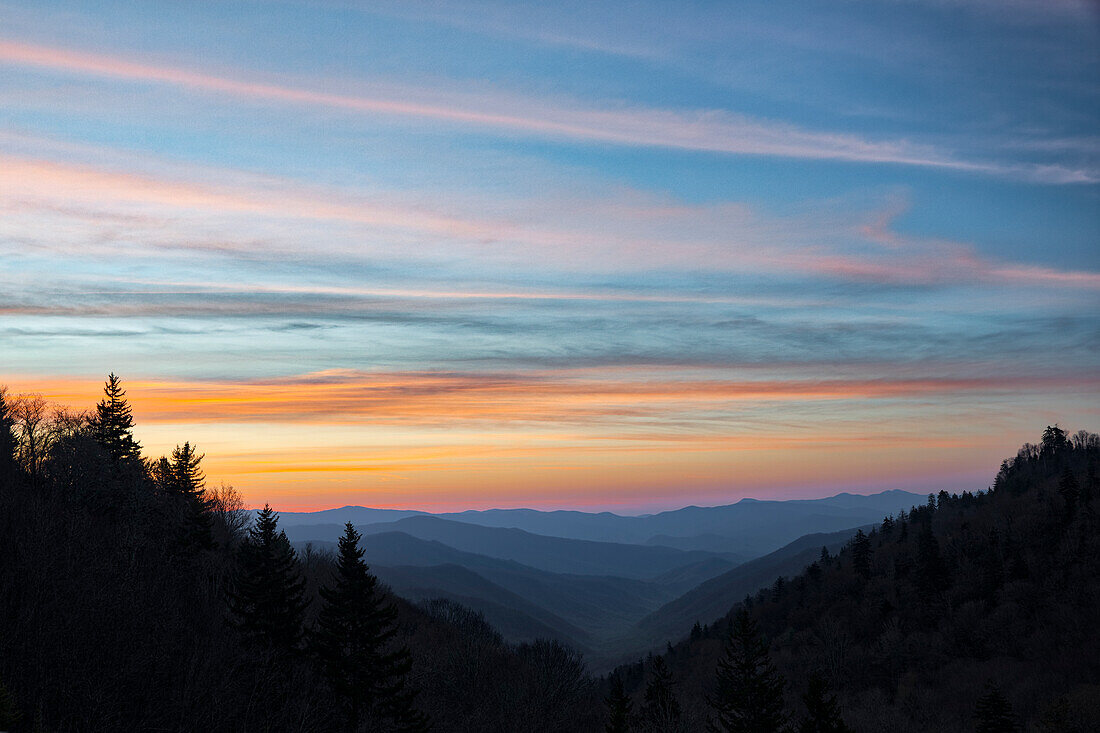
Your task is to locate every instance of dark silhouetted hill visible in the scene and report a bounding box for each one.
[628,524,872,652]
[610,429,1100,732]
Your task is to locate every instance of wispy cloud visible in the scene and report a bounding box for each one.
[7,370,1096,427]
[4,147,1099,290]
[2,39,1092,182]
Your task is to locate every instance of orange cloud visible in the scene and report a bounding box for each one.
[6,370,1096,427]
[3,372,1089,510]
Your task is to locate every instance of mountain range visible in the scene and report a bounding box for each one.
[283,489,924,667]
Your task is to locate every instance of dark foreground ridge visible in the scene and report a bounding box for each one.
[1,377,1097,732]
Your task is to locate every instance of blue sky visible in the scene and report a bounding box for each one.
[1,0,1098,510]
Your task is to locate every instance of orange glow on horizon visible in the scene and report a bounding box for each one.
[2,371,1094,511]
[5,370,1096,426]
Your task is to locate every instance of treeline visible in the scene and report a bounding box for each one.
[605,426,1100,732]
[3,377,1098,732]
[0,377,601,732]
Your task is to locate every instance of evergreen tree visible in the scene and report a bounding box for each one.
[799,676,849,733]
[605,673,634,733]
[231,505,308,650]
[1041,425,1068,457]
[170,442,205,496]
[850,530,871,579]
[708,609,787,733]
[168,442,214,549]
[880,515,895,535]
[147,455,172,492]
[311,523,427,732]
[640,656,681,731]
[90,373,141,464]
[974,682,1019,733]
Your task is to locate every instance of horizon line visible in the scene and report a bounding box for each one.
[258,486,931,517]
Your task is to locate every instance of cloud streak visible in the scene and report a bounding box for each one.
[4,149,1099,290]
[8,370,1096,427]
[2,39,1091,182]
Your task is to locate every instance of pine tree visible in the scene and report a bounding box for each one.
[90,373,141,464]
[850,530,871,579]
[168,442,214,549]
[605,673,633,733]
[640,655,681,731]
[231,505,308,650]
[974,682,1019,733]
[1041,425,1068,457]
[707,609,787,733]
[147,455,172,492]
[880,515,895,536]
[311,523,427,732]
[799,676,850,733]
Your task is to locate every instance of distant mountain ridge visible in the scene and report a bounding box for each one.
[279,490,926,668]
[286,515,737,580]
[276,489,923,557]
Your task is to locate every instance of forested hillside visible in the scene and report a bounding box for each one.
[2,376,1097,732]
[609,426,1100,732]
[0,379,601,732]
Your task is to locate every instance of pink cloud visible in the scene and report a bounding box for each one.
[3,144,1097,290]
[3,38,1092,182]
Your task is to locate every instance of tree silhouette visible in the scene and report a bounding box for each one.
[147,455,173,493]
[605,673,633,733]
[641,655,681,731]
[799,675,849,733]
[169,442,214,549]
[974,682,1019,733]
[311,522,427,732]
[850,529,871,579]
[90,374,141,465]
[1041,425,1068,457]
[231,505,308,650]
[707,609,787,733]
[0,388,17,489]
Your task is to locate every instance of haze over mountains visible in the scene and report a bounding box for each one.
[279,489,920,555]
[282,490,924,667]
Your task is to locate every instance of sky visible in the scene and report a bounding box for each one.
[1,0,1098,512]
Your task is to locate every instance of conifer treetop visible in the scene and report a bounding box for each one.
[92,373,141,463]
